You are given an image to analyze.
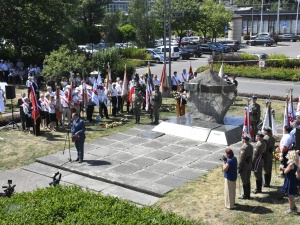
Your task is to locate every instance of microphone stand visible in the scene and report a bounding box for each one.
[61,128,72,166]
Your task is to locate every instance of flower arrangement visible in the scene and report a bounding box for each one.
[173,91,180,100]
[274,147,280,161]
[101,121,123,129]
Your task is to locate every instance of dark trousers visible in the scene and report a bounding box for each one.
[99,102,108,118]
[75,138,85,161]
[86,104,94,121]
[33,117,41,136]
[111,96,117,116]
[20,109,26,131]
[117,96,123,112]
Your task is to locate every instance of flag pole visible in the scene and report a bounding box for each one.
[286,89,289,126]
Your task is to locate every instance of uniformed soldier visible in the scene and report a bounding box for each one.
[252,131,266,194]
[250,96,261,137]
[150,85,162,125]
[262,127,275,187]
[238,134,253,199]
[132,87,143,124]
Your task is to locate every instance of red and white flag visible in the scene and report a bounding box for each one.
[145,65,154,111]
[262,102,278,136]
[121,64,128,98]
[283,94,295,128]
[242,107,254,140]
[29,85,40,125]
[296,95,300,116]
[188,61,193,75]
[160,64,169,93]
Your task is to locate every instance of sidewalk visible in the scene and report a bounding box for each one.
[0,124,244,206]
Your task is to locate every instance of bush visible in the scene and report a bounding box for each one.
[0,185,199,225]
[120,48,151,60]
[243,35,250,40]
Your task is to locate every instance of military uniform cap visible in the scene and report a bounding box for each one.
[252,95,257,99]
[256,131,264,137]
[241,134,250,140]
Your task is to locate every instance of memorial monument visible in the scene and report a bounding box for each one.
[153,69,243,145]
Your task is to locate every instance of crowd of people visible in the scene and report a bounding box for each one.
[223,123,300,214]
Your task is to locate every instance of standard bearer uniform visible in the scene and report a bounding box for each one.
[263,133,275,187]
[252,139,266,193]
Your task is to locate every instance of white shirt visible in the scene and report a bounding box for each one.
[153,78,160,86]
[172,75,180,86]
[280,133,293,152]
[1,63,8,71]
[181,72,189,83]
[116,85,122,96]
[26,80,32,87]
[111,88,118,97]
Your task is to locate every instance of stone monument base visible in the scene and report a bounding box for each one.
[152,113,244,146]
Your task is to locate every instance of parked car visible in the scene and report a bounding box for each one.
[209,42,233,53]
[250,32,272,40]
[251,53,269,59]
[219,40,240,52]
[246,37,274,46]
[145,48,169,63]
[177,37,194,46]
[189,36,205,45]
[179,47,193,59]
[199,43,223,54]
[156,45,180,61]
[278,34,298,42]
[184,45,203,57]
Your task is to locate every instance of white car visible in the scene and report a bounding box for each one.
[250,32,272,40]
[145,48,169,63]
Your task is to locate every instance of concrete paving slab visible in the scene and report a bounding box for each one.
[204,152,226,164]
[137,131,164,139]
[181,148,211,159]
[128,156,160,167]
[101,185,160,206]
[165,155,198,166]
[105,133,132,141]
[145,150,175,160]
[108,141,134,150]
[161,144,188,154]
[84,142,102,152]
[175,139,203,147]
[171,168,206,180]
[197,142,225,151]
[106,163,142,175]
[89,137,113,146]
[147,161,181,174]
[189,160,220,171]
[122,136,150,145]
[154,134,183,144]
[140,140,165,149]
[21,162,72,177]
[108,151,137,162]
[131,169,164,181]
[124,145,155,155]
[121,128,143,136]
[88,146,119,157]
[136,124,155,131]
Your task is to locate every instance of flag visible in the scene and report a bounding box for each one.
[242,107,254,140]
[283,93,295,128]
[29,85,40,125]
[262,102,278,136]
[188,61,193,75]
[106,63,112,91]
[297,95,300,115]
[121,64,128,98]
[128,86,134,103]
[68,80,73,103]
[55,87,62,121]
[218,63,224,78]
[145,65,154,111]
[160,64,169,93]
[82,80,88,108]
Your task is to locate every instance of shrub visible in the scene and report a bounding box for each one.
[120,48,151,60]
[0,185,199,225]
[243,35,250,40]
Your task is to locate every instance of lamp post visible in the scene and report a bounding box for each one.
[260,0,263,33]
[276,0,280,34]
[251,0,254,36]
[296,0,300,35]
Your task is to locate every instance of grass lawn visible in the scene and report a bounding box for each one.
[1,86,298,225]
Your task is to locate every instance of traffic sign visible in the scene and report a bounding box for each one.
[259,60,265,68]
[224,26,228,32]
[282,21,286,27]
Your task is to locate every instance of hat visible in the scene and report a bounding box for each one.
[263,127,272,132]
[252,95,257,99]
[256,131,264,137]
[241,134,250,140]
[224,75,228,78]
[112,82,116,86]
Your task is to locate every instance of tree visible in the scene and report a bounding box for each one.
[152,0,200,46]
[119,24,136,43]
[128,0,155,47]
[198,0,233,40]
[0,0,79,59]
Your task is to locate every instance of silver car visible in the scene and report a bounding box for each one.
[146,48,169,63]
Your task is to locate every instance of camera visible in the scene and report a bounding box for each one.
[2,180,16,197]
[49,172,62,187]
[220,155,227,163]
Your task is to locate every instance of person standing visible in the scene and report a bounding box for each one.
[238,134,253,200]
[132,87,143,124]
[22,97,32,134]
[223,148,238,209]
[252,132,266,194]
[150,85,162,125]
[111,83,118,116]
[262,127,276,188]
[280,150,299,214]
[86,88,94,121]
[71,113,86,163]
[0,86,5,116]
[17,93,26,131]
[61,91,71,128]
[280,126,294,173]
[177,84,187,116]
[171,71,181,91]
[250,96,261,137]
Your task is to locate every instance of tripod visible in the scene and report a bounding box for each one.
[61,129,72,166]
[0,99,20,131]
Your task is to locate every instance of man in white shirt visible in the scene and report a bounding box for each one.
[61,91,71,128]
[1,61,9,82]
[153,74,160,86]
[280,126,293,169]
[181,69,189,84]
[116,80,123,113]
[172,71,181,91]
[111,83,118,116]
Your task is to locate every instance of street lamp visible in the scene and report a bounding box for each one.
[251,0,254,36]
[296,0,300,35]
[260,0,263,33]
[276,0,280,34]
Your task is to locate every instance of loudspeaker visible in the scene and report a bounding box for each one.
[5,85,16,99]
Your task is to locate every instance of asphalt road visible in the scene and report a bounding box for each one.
[136,42,300,98]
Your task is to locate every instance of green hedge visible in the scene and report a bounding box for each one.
[197,65,299,81]
[0,185,200,225]
[120,48,151,60]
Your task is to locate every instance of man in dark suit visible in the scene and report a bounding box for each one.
[71,113,86,163]
[17,93,26,131]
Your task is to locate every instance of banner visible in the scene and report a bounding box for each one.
[121,64,128,98]
[145,65,154,111]
[29,85,40,125]
[242,107,254,140]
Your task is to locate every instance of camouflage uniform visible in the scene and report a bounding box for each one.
[263,133,275,187]
[132,90,143,124]
[150,87,162,125]
[251,102,261,137]
[252,138,266,193]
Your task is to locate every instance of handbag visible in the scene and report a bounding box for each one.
[72,135,80,142]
